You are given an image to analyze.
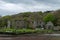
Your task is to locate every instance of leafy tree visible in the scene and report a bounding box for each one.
[53,10,60,25]
[22,12,32,17]
[0,15,12,27]
[43,13,56,23]
[2,15,12,20]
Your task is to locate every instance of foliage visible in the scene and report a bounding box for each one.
[43,13,56,23]
[0,15,12,27]
[0,11,59,29]
[0,28,54,34]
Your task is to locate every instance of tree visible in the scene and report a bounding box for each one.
[53,10,60,25]
[0,15,12,27]
[43,13,56,23]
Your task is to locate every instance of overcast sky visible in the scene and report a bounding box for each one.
[0,0,60,16]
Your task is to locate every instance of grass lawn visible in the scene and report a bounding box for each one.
[0,28,54,34]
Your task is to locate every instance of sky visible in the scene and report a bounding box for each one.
[0,0,60,16]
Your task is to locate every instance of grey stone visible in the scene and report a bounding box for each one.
[46,21,54,29]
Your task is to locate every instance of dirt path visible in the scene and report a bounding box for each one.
[0,36,48,40]
[0,34,60,40]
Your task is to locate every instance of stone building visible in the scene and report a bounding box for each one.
[7,20,42,29]
[54,26,60,31]
[7,19,54,29]
[40,22,45,29]
[7,20,11,28]
[46,21,54,30]
[11,20,26,29]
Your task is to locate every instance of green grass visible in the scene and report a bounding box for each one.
[0,28,54,34]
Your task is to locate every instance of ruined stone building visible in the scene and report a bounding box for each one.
[7,20,43,29]
[45,21,54,30]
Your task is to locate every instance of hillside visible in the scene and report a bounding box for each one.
[0,10,60,29]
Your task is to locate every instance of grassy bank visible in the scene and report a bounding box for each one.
[0,28,54,35]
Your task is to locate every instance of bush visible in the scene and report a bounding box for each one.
[0,28,54,34]
[15,29,36,34]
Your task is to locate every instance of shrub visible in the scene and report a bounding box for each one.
[0,28,54,34]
